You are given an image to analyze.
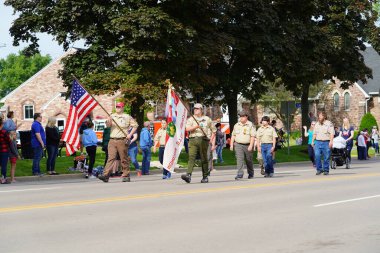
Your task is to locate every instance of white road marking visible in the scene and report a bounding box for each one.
[0,187,61,193]
[314,195,380,207]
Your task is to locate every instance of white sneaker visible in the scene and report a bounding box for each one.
[89,175,97,179]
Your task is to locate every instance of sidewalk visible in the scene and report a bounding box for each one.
[12,157,380,183]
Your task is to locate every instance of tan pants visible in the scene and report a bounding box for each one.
[103,139,130,177]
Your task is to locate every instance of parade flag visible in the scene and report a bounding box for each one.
[61,80,98,155]
[163,88,188,172]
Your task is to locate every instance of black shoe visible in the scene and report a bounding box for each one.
[122,177,131,182]
[181,173,191,183]
[316,171,323,175]
[248,174,254,179]
[201,177,209,183]
[323,171,329,175]
[235,175,243,180]
[98,175,109,183]
[264,173,269,177]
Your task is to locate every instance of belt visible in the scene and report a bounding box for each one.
[160,145,165,147]
[189,136,205,139]
[110,137,126,140]
[316,140,330,142]
[236,142,250,145]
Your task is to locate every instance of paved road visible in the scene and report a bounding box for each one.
[1,159,380,253]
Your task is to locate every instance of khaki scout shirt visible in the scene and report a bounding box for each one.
[186,116,216,138]
[110,113,138,138]
[313,120,334,141]
[154,128,167,146]
[232,121,256,144]
[257,125,278,144]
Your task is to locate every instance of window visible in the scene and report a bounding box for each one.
[333,92,339,111]
[56,119,65,132]
[344,92,350,110]
[24,105,34,120]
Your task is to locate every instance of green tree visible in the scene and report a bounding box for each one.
[0,52,51,98]
[5,0,230,126]
[359,113,378,131]
[268,0,380,144]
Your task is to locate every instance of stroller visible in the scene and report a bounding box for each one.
[330,136,350,169]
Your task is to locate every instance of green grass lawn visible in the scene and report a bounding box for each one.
[9,145,377,177]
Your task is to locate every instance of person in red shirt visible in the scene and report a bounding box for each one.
[0,118,12,184]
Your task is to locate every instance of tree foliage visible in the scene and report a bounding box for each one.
[359,113,378,131]
[0,52,51,98]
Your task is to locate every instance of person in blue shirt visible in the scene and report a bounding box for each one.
[140,121,153,175]
[81,121,98,179]
[303,121,316,167]
[31,113,46,176]
[128,127,140,175]
[3,111,17,132]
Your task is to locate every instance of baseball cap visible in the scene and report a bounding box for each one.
[116,102,125,108]
[194,103,203,109]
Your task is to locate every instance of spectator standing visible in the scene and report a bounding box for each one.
[339,117,354,163]
[363,128,371,158]
[256,116,277,177]
[215,123,225,164]
[82,121,98,179]
[128,127,140,176]
[3,111,17,132]
[357,131,367,160]
[31,113,46,176]
[154,119,170,179]
[303,121,316,167]
[230,110,256,180]
[101,126,111,167]
[45,117,60,175]
[98,102,138,183]
[372,129,379,155]
[0,118,12,184]
[311,111,334,175]
[8,131,20,183]
[140,121,153,175]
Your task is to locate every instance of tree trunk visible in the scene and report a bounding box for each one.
[301,83,310,145]
[131,95,145,132]
[226,91,238,133]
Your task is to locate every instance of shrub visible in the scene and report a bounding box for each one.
[359,113,378,131]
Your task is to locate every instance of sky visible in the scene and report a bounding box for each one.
[0,4,84,60]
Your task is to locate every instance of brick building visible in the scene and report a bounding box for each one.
[311,47,380,128]
[0,49,118,131]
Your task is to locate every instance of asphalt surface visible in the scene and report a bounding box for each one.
[1,158,380,253]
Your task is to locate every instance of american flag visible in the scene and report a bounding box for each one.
[61,80,98,155]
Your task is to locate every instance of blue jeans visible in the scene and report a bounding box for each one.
[0,152,8,179]
[261,143,274,174]
[346,144,353,162]
[314,141,331,172]
[141,147,151,175]
[32,146,43,174]
[216,145,224,163]
[128,146,140,170]
[307,144,315,165]
[46,145,58,172]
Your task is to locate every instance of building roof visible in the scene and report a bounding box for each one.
[358,46,380,95]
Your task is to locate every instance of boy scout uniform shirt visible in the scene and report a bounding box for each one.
[314,120,334,141]
[110,113,138,138]
[186,116,216,138]
[257,126,278,144]
[154,128,167,146]
[232,121,256,144]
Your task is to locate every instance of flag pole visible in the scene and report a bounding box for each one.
[72,76,130,138]
[165,80,208,137]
